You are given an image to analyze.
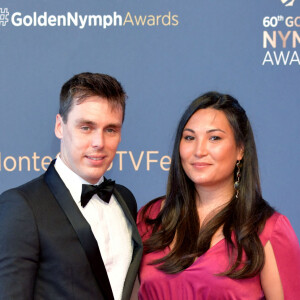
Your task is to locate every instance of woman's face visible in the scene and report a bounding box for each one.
[179,108,244,190]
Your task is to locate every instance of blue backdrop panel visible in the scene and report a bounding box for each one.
[0,0,299,237]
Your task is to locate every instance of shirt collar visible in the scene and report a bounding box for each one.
[54,156,104,203]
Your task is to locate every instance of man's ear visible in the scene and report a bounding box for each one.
[54,114,63,139]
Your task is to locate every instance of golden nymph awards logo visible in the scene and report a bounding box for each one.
[262,14,300,65]
[281,0,295,6]
[0,9,179,29]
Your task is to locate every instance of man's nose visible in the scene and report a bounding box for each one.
[91,131,104,149]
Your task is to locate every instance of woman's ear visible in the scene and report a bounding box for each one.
[237,145,244,161]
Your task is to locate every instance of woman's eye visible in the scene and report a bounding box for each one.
[210,136,221,141]
[183,135,194,141]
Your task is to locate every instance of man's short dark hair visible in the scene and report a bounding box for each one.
[59,72,127,122]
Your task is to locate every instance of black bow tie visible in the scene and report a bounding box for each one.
[81,178,115,207]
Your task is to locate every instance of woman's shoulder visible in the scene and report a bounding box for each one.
[261,213,300,297]
[137,196,165,222]
[260,212,299,247]
[137,196,165,240]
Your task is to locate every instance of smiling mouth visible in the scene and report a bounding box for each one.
[192,162,211,167]
[86,156,105,161]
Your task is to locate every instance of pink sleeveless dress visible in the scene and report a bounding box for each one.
[137,199,300,300]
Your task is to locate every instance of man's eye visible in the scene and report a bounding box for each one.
[106,128,116,133]
[81,126,90,131]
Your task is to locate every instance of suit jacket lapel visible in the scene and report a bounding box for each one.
[44,161,114,300]
[113,188,143,300]
[114,188,141,246]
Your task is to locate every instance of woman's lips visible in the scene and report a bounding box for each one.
[192,162,211,168]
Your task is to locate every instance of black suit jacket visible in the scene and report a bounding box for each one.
[0,161,142,300]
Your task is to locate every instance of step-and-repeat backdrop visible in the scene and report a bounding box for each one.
[0,0,299,237]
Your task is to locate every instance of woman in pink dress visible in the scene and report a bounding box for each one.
[137,92,300,300]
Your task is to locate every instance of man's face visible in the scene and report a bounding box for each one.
[55,96,123,184]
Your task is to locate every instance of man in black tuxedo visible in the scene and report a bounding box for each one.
[0,72,142,300]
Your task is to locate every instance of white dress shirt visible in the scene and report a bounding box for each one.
[55,157,133,300]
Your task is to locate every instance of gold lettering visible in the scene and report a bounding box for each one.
[147,151,159,170]
[156,15,162,25]
[19,156,30,171]
[278,31,291,48]
[293,31,300,48]
[160,155,171,171]
[123,12,134,26]
[263,31,276,48]
[41,156,52,171]
[129,151,144,171]
[117,151,127,171]
[172,15,179,26]
[162,12,171,26]
[32,152,40,171]
[147,15,155,26]
[134,15,147,26]
[4,156,17,171]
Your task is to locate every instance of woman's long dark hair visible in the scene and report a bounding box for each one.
[141,92,274,279]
